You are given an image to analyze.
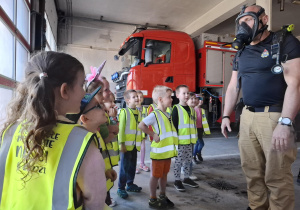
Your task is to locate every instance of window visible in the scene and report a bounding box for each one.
[16,41,29,82]
[0,0,31,125]
[0,20,14,79]
[146,40,171,64]
[120,38,142,69]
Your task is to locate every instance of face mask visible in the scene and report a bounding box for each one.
[232,6,268,50]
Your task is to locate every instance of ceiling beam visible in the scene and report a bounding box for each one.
[183,0,256,37]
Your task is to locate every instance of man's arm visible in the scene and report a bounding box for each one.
[272,57,300,151]
[221,71,240,138]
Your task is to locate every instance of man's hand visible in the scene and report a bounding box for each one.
[272,124,293,151]
[105,169,118,181]
[153,133,160,143]
[221,118,231,138]
[120,144,127,153]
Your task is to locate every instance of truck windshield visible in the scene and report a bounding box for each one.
[119,38,142,69]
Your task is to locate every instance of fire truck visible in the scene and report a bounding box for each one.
[111,28,238,126]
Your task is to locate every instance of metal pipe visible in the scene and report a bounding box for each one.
[114,72,130,83]
[61,15,169,29]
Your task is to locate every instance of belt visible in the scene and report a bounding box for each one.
[245,105,282,113]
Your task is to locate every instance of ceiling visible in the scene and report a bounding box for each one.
[56,0,300,38]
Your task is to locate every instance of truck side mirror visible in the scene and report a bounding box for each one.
[144,48,153,67]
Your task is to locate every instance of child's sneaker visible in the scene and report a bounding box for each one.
[109,198,117,207]
[149,198,167,209]
[174,180,185,192]
[159,194,174,208]
[126,183,142,192]
[182,178,199,188]
[193,156,200,164]
[136,168,140,174]
[189,173,198,181]
[117,189,128,199]
[197,153,203,162]
[139,164,150,172]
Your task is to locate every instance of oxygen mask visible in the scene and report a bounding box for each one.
[232,6,268,50]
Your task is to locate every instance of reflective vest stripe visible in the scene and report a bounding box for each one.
[151,145,176,154]
[0,123,18,204]
[102,149,119,159]
[53,126,90,210]
[178,134,197,140]
[202,109,211,135]
[159,131,177,140]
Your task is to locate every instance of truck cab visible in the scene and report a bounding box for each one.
[112,29,196,105]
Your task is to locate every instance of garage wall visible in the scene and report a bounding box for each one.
[58,19,135,93]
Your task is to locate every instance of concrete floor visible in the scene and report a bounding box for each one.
[109,133,300,210]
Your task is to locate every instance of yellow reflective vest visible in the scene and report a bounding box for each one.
[0,122,93,210]
[147,103,172,115]
[139,106,147,138]
[173,104,197,144]
[201,109,211,135]
[118,108,142,151]
[105,113,119,166]
[150,110,178,160]
[96,132,114,191]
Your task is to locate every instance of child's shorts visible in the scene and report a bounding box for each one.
[152,159,171,178]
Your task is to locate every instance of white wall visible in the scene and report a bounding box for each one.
[58,19,136,93]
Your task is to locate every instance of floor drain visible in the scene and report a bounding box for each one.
[208,180,237,190]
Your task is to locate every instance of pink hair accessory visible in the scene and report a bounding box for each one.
[85,60,106,90]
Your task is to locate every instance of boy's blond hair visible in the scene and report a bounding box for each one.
[123,89,136,100]
[175,85,189,94]
[152,85,172,104]
[136,90,143,95]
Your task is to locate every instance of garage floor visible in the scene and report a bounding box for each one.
[110,134,300,210]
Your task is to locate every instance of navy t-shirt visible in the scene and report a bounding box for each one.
[233,32,300,107]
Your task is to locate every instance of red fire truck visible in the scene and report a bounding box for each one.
[111,28,238,126]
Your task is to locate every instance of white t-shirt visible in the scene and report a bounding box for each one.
[142,111,170,134]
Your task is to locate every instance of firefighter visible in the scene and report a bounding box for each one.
[221,5,300,210]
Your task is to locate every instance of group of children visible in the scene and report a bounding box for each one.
[68,74,211,209]
[115,85,210,209]
[0,52,210,210]
[64,62,212,209]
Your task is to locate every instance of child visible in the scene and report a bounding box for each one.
[85,76,119,207]
[117,89,143,199]
[172,85,199,191]
[68,86,117,210]
[194,94,210,162]
[0,52,107,209]
[136,90,150,173]
[186,92,199,181]
[139,85,178,209]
